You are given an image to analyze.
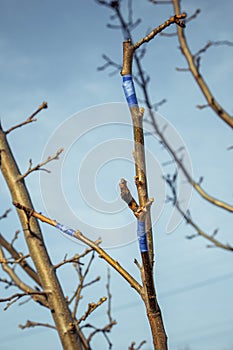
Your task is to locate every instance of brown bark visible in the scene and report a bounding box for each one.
[0,125,87,350]
[173,0,233,129]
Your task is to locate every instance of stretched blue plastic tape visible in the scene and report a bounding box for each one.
[56,222,75,237]
[137,221,148,253]
[122,75,138,107]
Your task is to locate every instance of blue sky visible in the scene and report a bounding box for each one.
[0,1,233,349]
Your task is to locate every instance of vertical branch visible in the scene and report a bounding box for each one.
[121,41,167,350]
[121,45,154,265]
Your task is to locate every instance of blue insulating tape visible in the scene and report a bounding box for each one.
[56,223,75,237]
[137,220,148,253]
[122,75,138,107]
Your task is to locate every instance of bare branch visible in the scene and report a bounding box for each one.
[181,204,233,252]
[0,209,11,220]
[72,252,98,317]
[83,276,101,289]
[194,40,233,60]
[5,102,48,134]
[53,253,85,269]
[13,202,143,295]
[101,2,233,212]
[17,148,64,181]
[0,233,41,286]
[19,320,56,330]
[84,321,117,349]
[0,291,48,311]
[196,103,209,110]
[173,0,233,128]
[0,247,48,307]
[186,8,201,22]
[164,173,233,252]
[134,13,186,50]
[121,26,168,348]
[97,54,122,76]
[0,277,16,289]
[0,253,30,265]
[10,229,21,246]
[175,67,189,72]
[129,340,147,350]
[78,297,107,324]
[106,269,115,324]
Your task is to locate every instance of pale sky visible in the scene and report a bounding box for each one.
[0,1,233,350]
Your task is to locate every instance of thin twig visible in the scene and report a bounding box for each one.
[84,321,117,349]
[10,230,21,246]
[78,297,107,324]
[0,254,30,265]
[0,277,16,289]
[54,247,96,270]
[17,148,64,181]
[19,320,56,330]
[128,340,147,350]
[54,254,84,270]
[5,102,48,134]
[0,291,48,310]
[106,269,114,324]
[164,173,233,252]
[134,13,186,49]
[0,209,11,220]
[83,276,101,289]
[186,8,201,22]
[72,252,98,317]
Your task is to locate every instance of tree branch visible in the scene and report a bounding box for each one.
[0,253,30,265]
[0,208,11,220]
[134,13,186,49]
[17,148,64,181]
[0,124,85,349]
[163,173,233,252]
[83,321,116,349]
[173,0,233,128]
[121,28,168,349]
[78,297,107,324]
[0,246,48,308]
[71,251,99,318]
[19,320,56,330]
[121,13,186,76]
[13,202,143,295]
[0,233,41,286]
[180,203,233,252]
[128,340,147,350]
[98,3,233,213]
[5,102,48,134]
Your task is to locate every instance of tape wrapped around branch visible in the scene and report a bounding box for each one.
[137,220,148,253]
[122,75,138,107]
[56,223,75,237]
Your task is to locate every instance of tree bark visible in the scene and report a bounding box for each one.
[0,125,86,350]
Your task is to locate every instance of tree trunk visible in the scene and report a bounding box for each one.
[0,125,87,350]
